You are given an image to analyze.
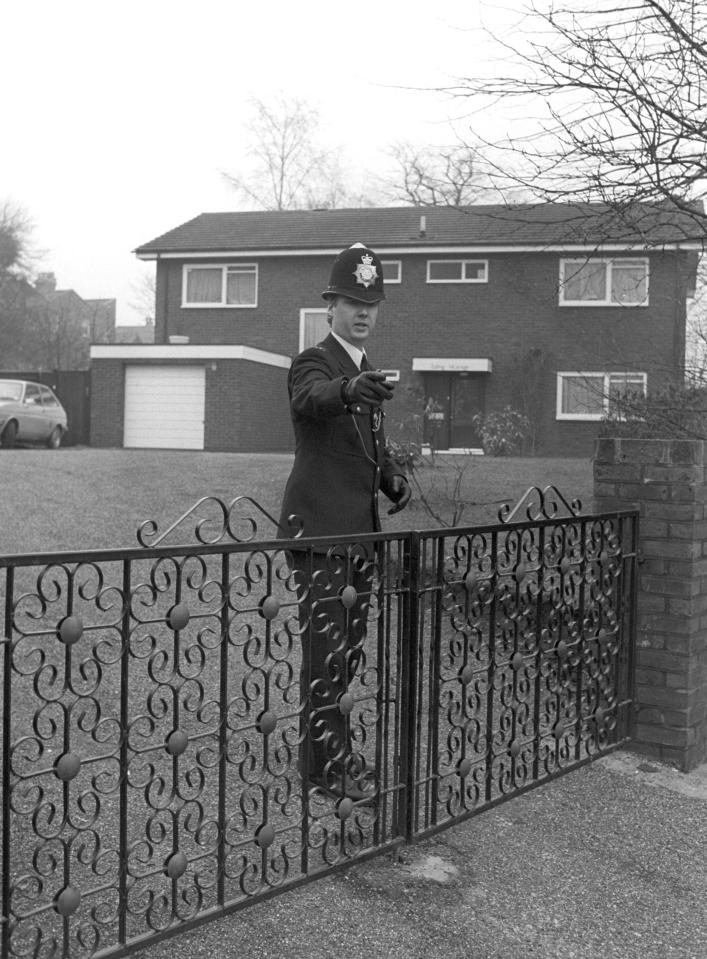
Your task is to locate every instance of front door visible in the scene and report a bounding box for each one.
[423,374,485,449]
[451,375,485,448]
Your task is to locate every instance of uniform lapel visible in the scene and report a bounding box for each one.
[319,332,361,377]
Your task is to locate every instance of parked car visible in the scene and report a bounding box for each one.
[0,380,69,449]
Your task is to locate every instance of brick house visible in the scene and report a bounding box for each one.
[89,204,702,455]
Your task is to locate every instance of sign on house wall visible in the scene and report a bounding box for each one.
[412,358,493,373]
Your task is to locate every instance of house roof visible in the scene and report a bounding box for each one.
[28,288,85,310]
[135,203,706,258]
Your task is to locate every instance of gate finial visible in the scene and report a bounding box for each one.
[498,485,583,525]
[137,496,302,547]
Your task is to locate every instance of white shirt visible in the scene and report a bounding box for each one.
[330,331,366,370]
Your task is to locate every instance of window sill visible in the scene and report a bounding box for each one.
[181,303,258,309]
[556,415,604,422]
[558,302,648,308]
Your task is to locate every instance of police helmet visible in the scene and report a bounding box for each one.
[321,242,385,304]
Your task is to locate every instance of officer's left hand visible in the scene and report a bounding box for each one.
[387,476,411,514]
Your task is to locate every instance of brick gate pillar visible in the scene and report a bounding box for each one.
[593,437,707,771]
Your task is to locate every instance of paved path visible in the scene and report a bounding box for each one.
[129,749,707,959]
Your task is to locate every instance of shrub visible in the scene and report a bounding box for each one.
[386,411,473,527]
[598,385,707,439]
[386,410,424,471]
[472,407,531,456]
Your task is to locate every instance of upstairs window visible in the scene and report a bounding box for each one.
[427,259,488,283]
[559,258,649,306]
[381,260,401,283]
[182,264,257,307]
[557,372,647,420]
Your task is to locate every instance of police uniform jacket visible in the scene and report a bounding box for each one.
[278,333,403,540]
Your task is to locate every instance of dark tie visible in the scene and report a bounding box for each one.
[360,354,371,371]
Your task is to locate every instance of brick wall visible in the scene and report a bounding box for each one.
[205,359,292,451]
[593,437,707,771]
[90,360,124,446]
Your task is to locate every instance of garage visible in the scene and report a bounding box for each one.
[91,345,293,451]
[123,365,205,449]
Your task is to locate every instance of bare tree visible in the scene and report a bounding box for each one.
[25,296,89,369]
[0,201,35,277]
[222,93,360,210]
[450,0,707,238]
[222,95,506,211]
[0,201,36,367]
[383,139,498,206]
[0,281,31,368]
[129,266,156,324]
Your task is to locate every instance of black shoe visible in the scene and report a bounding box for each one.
[308,771,377,803]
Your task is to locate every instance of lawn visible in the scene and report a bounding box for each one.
[0,448,595,555]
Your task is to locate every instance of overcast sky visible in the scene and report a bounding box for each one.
[2,0,523,325]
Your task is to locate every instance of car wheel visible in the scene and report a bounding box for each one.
[47,426,63,449]
[1,420,18,449]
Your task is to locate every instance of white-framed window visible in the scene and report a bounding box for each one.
[381,260,401,283]
[556,372,647,420]
[426,259,488,283]
[559,258,649,306]
[182,264,258,307]
[299,308,330,351]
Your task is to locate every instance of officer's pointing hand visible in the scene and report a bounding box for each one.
[345,371,395,406]
[387,476,411,515]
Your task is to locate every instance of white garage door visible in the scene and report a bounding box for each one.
[124,366,205,449]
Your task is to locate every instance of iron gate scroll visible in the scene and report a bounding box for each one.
[0,492,638,958]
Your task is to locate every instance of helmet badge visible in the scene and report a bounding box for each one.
[353,253,378,289]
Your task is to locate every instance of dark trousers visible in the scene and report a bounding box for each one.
[290,549,374,782]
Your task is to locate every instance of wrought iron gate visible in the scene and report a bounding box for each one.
[0,490,638,958]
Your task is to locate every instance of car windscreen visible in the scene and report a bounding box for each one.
[0,381,23,401]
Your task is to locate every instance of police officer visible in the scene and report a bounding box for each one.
[279,242,411,802]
